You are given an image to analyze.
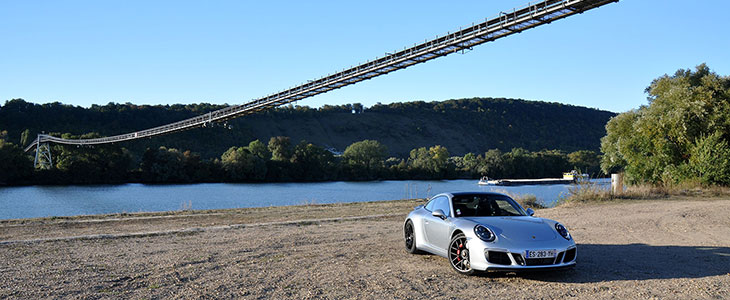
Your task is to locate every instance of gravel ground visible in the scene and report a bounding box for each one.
[1,197,729,299]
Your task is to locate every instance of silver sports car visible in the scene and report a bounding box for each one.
[403,192,576,275]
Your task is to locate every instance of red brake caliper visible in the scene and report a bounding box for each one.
[456,243,463,261]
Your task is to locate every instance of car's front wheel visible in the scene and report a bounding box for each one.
[448,232,475,275]
[404,220,420,254]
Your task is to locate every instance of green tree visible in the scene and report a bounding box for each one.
[20,129,31,147]
[248,139,271,160]
[221,146,267,181]
[687,132,730,185]
[343,140,387,179]
[290,141,336,181]
[477,149,504,178]
[601,64,730,185]
[0,130,33,184]
[568,150,601,176]
[457,153,479,175]
[268,136,292,162]
[53,132,132,183]
[408,145,450,177]
[140,146,187,183]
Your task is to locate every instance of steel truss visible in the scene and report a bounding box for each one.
[25,0,618,154]
[32,141,53,169]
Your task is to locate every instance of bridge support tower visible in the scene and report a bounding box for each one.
[33,137,53,169]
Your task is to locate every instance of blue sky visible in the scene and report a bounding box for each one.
[1,0,728,113]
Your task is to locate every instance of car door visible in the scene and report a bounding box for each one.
[423,196,452,254]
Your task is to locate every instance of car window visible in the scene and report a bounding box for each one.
[424,198,436,211]
[496,200,522,215]
[451,194,525,217]
[432,196,451,217]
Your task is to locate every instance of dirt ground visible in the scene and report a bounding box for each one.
[1,197,729,299]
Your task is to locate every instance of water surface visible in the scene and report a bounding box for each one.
[0,179,609,220]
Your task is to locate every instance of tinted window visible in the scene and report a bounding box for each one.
[451,194,525,217]
[432,197,451,217]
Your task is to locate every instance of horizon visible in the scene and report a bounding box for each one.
[2,0,729,114]
[3,95,619,114]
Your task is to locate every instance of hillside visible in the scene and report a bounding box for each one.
[0,98,614,159]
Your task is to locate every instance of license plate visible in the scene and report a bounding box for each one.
[526,249,556,258]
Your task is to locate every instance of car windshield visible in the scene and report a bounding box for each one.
[451,194,526,217]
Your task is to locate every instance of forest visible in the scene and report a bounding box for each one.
[0,97,612,185]
[0,131,601,185]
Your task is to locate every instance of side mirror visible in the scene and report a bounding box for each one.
[526,208,535,216]
[432,209,447,220]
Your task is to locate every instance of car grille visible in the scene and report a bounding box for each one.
[513,252,568,266]
[564,248,576,262]
[486,251,511,265]
[512,253,525,266]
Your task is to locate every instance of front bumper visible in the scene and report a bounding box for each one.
[468,240,577,271]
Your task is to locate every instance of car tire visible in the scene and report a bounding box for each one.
[448,232,476,275]
[404,220,420,254]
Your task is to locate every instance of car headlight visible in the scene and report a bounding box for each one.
[555,223,571,240]
[474,224,495,242]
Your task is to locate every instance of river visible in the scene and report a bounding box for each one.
[0,179,610,220]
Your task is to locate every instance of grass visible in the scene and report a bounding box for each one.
[558,179,730,206]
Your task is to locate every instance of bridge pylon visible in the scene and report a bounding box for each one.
[32,137,53,169]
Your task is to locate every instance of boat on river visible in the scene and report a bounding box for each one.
[563,170,589,181]
[478,176,500,185]
[478,176,575,186]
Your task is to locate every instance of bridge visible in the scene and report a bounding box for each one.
[25,0,619,167]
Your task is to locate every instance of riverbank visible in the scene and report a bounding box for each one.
[1,197,729,299]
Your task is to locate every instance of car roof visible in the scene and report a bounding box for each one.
[433,191,510,198]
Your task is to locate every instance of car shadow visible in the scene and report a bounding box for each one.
[480,243,730,283]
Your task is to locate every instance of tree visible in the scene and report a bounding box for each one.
[290,141,336,181]
[686,132,730,185]
[140,146,187,183]
[268,136,292,162]
[0,130,33,184]
[53,132,132,183]
[600,64,730,185]
[568,150,601,176]
[408,145,450,177]
[343,140,387,179]
[352,103,364,114]
[248,139,271,160]
[477,149,504,178]
[221,146,267,181]
[20,129,31,147]
[454,153,479,175]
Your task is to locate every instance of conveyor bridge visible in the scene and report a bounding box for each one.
[25,0,619,167]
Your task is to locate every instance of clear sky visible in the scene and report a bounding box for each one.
[1,0,728,113]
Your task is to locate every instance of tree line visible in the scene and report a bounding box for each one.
[0,97,614,159]
[0,133,601,185]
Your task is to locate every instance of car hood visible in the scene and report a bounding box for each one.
[462,216,557,242]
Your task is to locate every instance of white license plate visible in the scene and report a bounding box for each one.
[526,249,556,258]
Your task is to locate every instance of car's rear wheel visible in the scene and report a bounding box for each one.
[449,232,475,275]
[404,220,419,254]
